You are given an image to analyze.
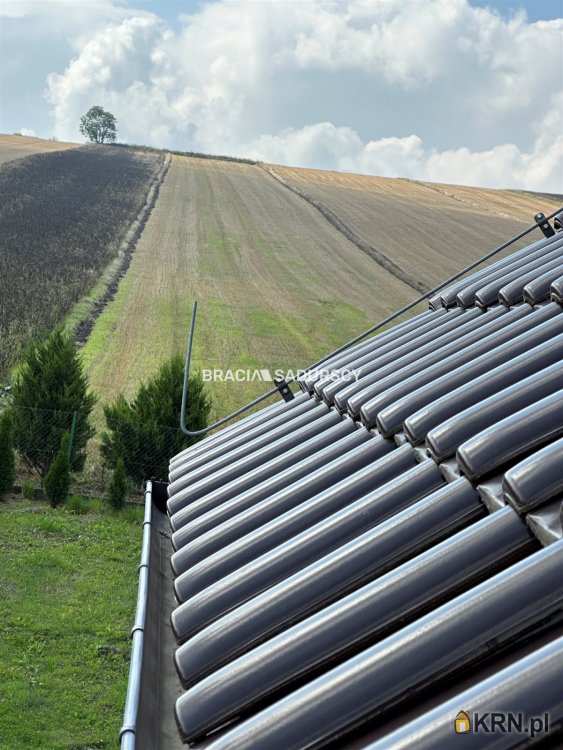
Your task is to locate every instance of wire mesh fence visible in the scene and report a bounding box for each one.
[0,400,188,498]
[9,405,79,476]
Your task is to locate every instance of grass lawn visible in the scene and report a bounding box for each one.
[0,497,143,750]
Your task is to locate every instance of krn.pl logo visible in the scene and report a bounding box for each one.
[453,709,550,737]
[454,710,471,734]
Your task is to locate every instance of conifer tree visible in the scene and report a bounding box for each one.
[102,355,211,483]
[0,411,16,497]
[107,456,128,510]
[44,433,71,507]
[11,330,96,477]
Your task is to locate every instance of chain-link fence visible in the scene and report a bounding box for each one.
[0,400,188,498]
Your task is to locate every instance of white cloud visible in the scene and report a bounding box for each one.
[46,15,165,142]
[18,128,37,137]
[0,0,153,138]
[240,114,563,193]
[38,0,563,190]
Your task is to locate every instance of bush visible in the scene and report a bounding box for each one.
[11,329,96,477]
[66,495,88,515]
[88,497,105,515]
[123,505,144,524]
[106,456,128,510]
[0,411,16,497]
[22,480,35,500]
[44,433,71,508]
[101,355,211,483]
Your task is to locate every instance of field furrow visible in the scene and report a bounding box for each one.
[273,165,562,289]
[81,155,416,419]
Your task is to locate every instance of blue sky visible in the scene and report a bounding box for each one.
[134,0,563,24]
[1,0,562,190]
[472,0,562,20]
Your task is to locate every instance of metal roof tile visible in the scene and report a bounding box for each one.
[131,228,563,748]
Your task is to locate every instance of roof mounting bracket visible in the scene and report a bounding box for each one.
[534,212,555,238]
[274,377,295,403]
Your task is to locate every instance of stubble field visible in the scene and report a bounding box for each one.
[4,138,558,426]
[81,154,417,419]
[81,155,561,423]
[0,134,77,166]
[272,164,562,290]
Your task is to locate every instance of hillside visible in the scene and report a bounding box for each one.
[269,165,562,290]
[0,134,77,166]
[81,154,415,420]
[2,139,559,420]
[81,154,561,421]
[0,145,163,373]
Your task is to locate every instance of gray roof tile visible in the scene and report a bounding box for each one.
[159,228,563,747]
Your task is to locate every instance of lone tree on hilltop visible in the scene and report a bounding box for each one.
[80,105,117,144]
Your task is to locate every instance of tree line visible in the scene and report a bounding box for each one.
[0,330,211,508]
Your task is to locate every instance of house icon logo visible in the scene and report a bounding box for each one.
[454,710,471,733]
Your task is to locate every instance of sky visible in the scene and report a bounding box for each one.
[0,0,562,191]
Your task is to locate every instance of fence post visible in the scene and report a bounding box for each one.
[68,411,78,463]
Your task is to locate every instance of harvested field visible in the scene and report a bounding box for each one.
[270,165,562,290]
[0,145,163,374]
[5,144,548,430]
[81,155,416,419]
[0,134,77,166]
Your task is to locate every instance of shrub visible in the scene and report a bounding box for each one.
[101,355,211,483]
[0,411,16,497]
[107,456,128,510]
[88,497,105,514]
[123,505,144,524]
[66,495,88,515]
[22,479,35,500]
[11,329,96,477]
[44,433,71,508]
